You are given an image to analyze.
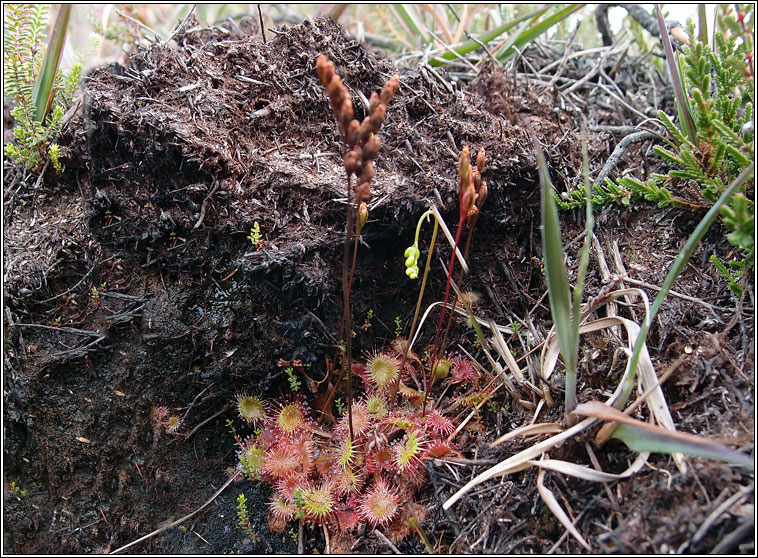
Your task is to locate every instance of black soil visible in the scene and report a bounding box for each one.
[3,17,754,554]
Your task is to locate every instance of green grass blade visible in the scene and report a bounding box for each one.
[655,4,697,144]
[617,165,755,408]
[613,423,753,468]
[496,4,583,62]
[574,401,753,469]
[391,5,427,45]
[31,4,71,123]
[697,4,708,46]
[429,7,549,66]
[536,143,577,393]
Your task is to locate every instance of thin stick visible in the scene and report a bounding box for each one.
[183,403,231,440]
[160,4,196,47]
[374,529,401,554]
[257,4,267,43]
[116,9,165,41]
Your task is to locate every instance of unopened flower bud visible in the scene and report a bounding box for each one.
[362,135,380,162]
[359,117,374,145]
[404,245,420,266]
[354,181,371,201]
[346,120,360,149]
[316,55,334,87]
[357,202,369,235]
[459,146,470,186]
[476,181,488,209]
[380,76,399,105]
[459,180,476,223]
[340,99,354,125]
[476,147,486,174]
[472,168,481,190]
[466,205,479,227]
[344,149,361,175]
[434,359,451,380]
[358,161,375,184]
[404,244,420,280]
[369,92,380,114]
[327,75,344,106]
[370,104,386,133]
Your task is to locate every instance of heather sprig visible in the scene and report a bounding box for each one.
[564,5,754,277]
[4,4,80,172]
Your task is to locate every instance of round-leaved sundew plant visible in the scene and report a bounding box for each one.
[359,478,402,527]
[364,351,400,390]
[236,393,265,424]
[229,347,481,540]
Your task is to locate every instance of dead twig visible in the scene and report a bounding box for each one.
[183,403,231,440]
[594,131,656,185]
[619,276,733,313]
[193,179,220,229]
[160,4,196,46]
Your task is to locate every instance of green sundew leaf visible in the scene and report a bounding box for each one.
[31,5,71,123]
[496,4,583,62]
[430,7,549,66]
[656,4,698,144]
[536,145,576,377]
[574,401,753,469]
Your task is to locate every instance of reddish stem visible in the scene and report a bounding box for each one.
[422,216,465,417]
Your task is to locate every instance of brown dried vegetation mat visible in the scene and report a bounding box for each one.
[3,17,753,554]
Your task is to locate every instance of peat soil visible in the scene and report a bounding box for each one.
[3,17,754,554]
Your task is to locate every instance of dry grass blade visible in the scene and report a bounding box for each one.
[442,416,597,510]
[431,205,468,273]
[487,318,525,383]
[527,456,646,483]
[490,422,564,447]
[110,470,242,554]
[446,306,682,510]
[536,461,591,551]
[540,288,686,472]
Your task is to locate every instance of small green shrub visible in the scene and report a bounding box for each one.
[3,4,81,172]
[560,6,754,282]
